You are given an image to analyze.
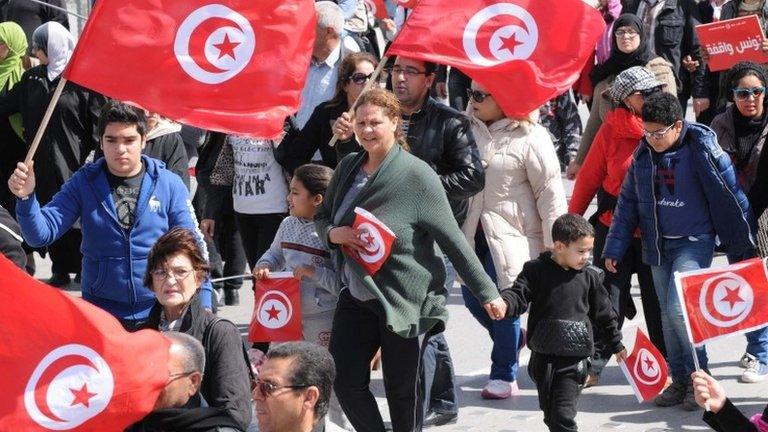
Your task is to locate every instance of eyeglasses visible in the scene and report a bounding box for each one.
[733,86,766,101]
[643,123,675,140]
[467,89,492,103]
[387,65,429,77]
[348,72,373,85]
[253,379,310,397]
[151,267,194,281]
[615,29,639,38]
[167,370,196,384]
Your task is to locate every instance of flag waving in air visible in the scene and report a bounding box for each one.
[387,0,604,117]
[619,329,668,403]
[65,0,316,138]
[0,256,169,431]
[675,257,768,346]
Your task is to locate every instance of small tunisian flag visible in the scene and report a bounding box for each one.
[64,0,315,138]
[619,329,668,403]
[0,256,169,431]
[675,257,768,346]
[249,273,303,343]
[344,207,396,276]
[387,0,604,117]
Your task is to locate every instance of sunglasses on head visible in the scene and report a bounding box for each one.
[632,87,661,98]
[467,89,491,103]
[348,72,373,85]
[733,86,766,101]
[253,379,309,397]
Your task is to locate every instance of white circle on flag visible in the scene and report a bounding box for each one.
[462,3,538,67]
[174,4,256,84]
[633,348,661,386]
[356,222,386,264]
[24,344,114,430]
[257,290,293,329]
[699,272,754,328]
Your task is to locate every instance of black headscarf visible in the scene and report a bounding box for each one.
[589,14,655,86]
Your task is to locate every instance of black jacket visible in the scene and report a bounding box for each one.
[142,295,252,431]
[0,66,105,204]
[0,0,69,44]
[624,0,706,98]
[703,397,767,432]
[276,101,362,174]
[0,205,25,269]
[126,393,243,432]
[144,133,190,189]
[404,97,484,225]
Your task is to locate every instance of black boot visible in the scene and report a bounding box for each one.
[48,272,71,287]
[224,288,240,306]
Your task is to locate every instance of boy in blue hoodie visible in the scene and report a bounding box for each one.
[603,92,755,410]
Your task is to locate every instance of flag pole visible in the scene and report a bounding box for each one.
[23,0,88,21]
[690,343,711,412]
[24,78,68,164]
[327,55,390,148]
[210,274,254,284]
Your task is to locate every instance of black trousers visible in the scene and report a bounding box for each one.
[234,212,285,268]
[215,205,247,290]
[330,290,430,432]
[49,228,82,274]
[590,222,665,376]
[528,352,589,432]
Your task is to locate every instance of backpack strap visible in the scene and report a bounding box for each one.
[202,318,256,384]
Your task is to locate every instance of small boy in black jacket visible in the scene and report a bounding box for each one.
[500,214,627,432]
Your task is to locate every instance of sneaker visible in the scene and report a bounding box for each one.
[654,381,686,407]
[481,379,513,399]
[682,384,699,411]
[741,362,768,383]
[740,353,759,369]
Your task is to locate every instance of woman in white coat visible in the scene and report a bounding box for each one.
[461,82,567,399]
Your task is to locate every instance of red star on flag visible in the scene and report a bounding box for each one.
[643,356,656,372]
[70,383,98,408]
[363,233,375,247]
[214,33,240,60]
[720,286,744,311]
[499,32,523,55]
[266,304,281,321]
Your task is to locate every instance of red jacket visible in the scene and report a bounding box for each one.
[569,107,643,229]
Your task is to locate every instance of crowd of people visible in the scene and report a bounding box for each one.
[5,0,768,431]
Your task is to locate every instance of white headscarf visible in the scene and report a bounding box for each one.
[31,22,75,81]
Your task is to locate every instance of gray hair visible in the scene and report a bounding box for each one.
[315,1,344,35]
[165,331,206,375]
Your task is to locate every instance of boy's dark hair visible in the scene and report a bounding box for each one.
[98,100,147,138]
[641,92,683,126]
[552,213,595,245]
[266,341,336,419]
[293,164,333,196]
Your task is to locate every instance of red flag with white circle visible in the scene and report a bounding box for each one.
[64,0,315,138]
[249,273,303,343]
[344,207,396,276]
[0,256,169,431]
[619,329,668,403]
[386,0,604,117]
[675,257,768,346]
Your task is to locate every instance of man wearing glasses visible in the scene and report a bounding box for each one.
[254,341,337,432]
[603,91,755,411]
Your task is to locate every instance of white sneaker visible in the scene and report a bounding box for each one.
[741,362,768,383]
[481,379,514,399]
[740,353,759,369]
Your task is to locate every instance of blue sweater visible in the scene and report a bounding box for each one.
[16,156,212,320]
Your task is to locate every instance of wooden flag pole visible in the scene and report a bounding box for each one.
[327,55,389,148]
[24,78,68,164]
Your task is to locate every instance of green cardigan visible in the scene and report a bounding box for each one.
[315,145,499,338]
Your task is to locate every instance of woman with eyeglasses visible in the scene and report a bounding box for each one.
[459,82,566,399]
[569,66,666,387]
[139,227,253,431]
[276,52,378,174]
[567,13,676,180]
[710,61,768,384]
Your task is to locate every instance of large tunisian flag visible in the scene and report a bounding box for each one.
[0,256,169,431]
[64,0,316,138]
[675,257,768,346]
[387,0,604,117]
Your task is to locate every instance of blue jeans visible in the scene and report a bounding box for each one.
[726,250,768,365]
[460,234,523,382]
[650,235,712,383]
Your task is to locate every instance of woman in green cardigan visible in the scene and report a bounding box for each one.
[315,88,506,432]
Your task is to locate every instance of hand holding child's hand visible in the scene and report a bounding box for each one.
[293,265,316,281]
[483,297,507,321]
[614,348,628,363]
[252,265,270,280]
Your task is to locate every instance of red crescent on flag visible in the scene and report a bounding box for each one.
[188,16,241,74]
[33,354,99,423]
[703,274,745,322]
[474,14,529,61]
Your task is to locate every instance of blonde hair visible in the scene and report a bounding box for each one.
[353,88,411,152]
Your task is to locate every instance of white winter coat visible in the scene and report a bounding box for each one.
[462,115,567,289]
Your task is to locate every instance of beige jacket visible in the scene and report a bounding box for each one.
[575,56,677,164]
[461,115,567,288]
